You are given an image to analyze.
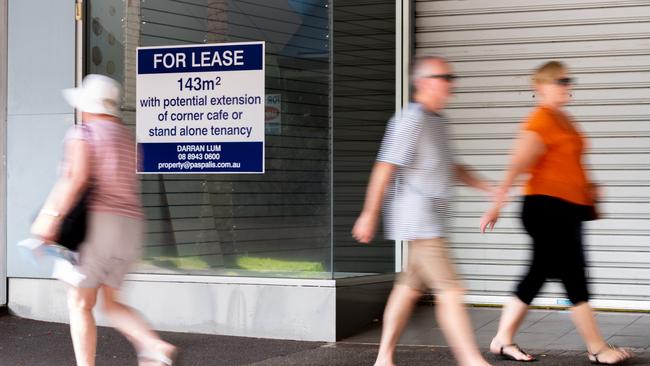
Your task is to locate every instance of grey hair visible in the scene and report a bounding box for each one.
[410,56,449,82]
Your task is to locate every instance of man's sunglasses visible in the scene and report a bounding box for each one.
[556,77,574,86]
[423,74,458,82]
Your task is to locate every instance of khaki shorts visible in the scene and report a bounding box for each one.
[396,238,461,292]
[75,212,143,289]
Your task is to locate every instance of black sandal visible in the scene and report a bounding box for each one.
[588,343,633,365]
[499,343,537,362]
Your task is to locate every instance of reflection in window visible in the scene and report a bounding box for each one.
[333,0,396,275]
[86,2,124,81]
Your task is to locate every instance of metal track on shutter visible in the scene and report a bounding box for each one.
[414,0,650,309]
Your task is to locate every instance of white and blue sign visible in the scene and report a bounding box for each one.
[136,41,265,173]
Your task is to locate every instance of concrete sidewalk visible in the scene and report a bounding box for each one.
[1,306,649,365]
[347,305,650,353]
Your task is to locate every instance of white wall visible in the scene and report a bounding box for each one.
[7,0,76,278]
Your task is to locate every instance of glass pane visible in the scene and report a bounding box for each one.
[86,0,332,279]
[86,1,124,81]
[332,0,396,277]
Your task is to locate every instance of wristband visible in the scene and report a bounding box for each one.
[40,209,61,218]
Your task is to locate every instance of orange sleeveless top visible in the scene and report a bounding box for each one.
[522,106,591,205]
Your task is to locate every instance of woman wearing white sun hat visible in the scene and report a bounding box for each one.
[31,74,177,366]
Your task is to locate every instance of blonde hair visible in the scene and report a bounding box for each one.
[532,61,567,85]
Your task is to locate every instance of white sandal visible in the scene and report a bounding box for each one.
[138,348,177,366]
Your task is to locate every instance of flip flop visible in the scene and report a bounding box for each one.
[588,343,633,365]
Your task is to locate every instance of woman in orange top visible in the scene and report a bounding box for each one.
[480,61,633,364]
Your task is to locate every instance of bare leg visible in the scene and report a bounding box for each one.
[572,302,606,352]
[101,286,176,364]
[436,288,491,366]
[374,285,422,366]
[571,302,632,364]
[68,287,99,366]
[489,296,533,361]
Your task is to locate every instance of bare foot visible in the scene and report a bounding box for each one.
[489,338,535,362]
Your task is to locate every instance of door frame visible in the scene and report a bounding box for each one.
[395,0,412,272]
[0,0,8,305]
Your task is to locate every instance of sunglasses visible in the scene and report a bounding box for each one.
[423,74,458,82]
[555,77,574,86]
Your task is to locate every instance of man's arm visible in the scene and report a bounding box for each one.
[455,164,492,193]
[352,161,396,243]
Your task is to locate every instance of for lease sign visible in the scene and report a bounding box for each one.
[136,41,265,173]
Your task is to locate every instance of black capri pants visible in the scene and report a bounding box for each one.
[515,195,590,305]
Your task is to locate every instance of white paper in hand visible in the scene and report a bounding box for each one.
[52,258,87,287]
[18,237,86,286]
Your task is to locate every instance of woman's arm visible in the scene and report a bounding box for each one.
[31,138,90,242]
[480,130,546,232]
[352,161,396,243]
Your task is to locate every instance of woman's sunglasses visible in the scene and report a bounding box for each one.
[423,74,458,82]
[556,77,574,86]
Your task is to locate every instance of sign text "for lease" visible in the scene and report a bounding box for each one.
[153,50,245,69]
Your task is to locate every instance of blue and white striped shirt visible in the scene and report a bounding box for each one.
[377,103,455,240]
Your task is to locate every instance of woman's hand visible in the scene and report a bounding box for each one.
[352,211,379,244]
[480,184,510,232]
[480,205,501,233]
[30,213,60,242]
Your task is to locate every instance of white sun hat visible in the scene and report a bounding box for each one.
[62,74,122,117]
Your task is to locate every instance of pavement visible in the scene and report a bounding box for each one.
[1,306,650,365]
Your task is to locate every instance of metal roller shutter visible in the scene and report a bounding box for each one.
[414,0,650,309]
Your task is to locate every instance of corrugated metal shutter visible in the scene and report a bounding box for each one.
[414,0,650,309]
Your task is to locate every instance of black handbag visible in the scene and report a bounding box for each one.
[34,126,94,251]
[56,189,91,251]
[56,126,94,251]
[582,203,599,222]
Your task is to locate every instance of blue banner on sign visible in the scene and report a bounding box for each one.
[138,43,264,74]
[139,141,264,173]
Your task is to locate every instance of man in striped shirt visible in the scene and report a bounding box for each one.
[352,57,493,366]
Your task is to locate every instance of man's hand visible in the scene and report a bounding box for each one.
[352,211,379,244]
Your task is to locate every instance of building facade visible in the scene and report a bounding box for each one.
[1,0,649,342]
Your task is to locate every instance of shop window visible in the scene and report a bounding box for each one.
[85,0,395,279]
